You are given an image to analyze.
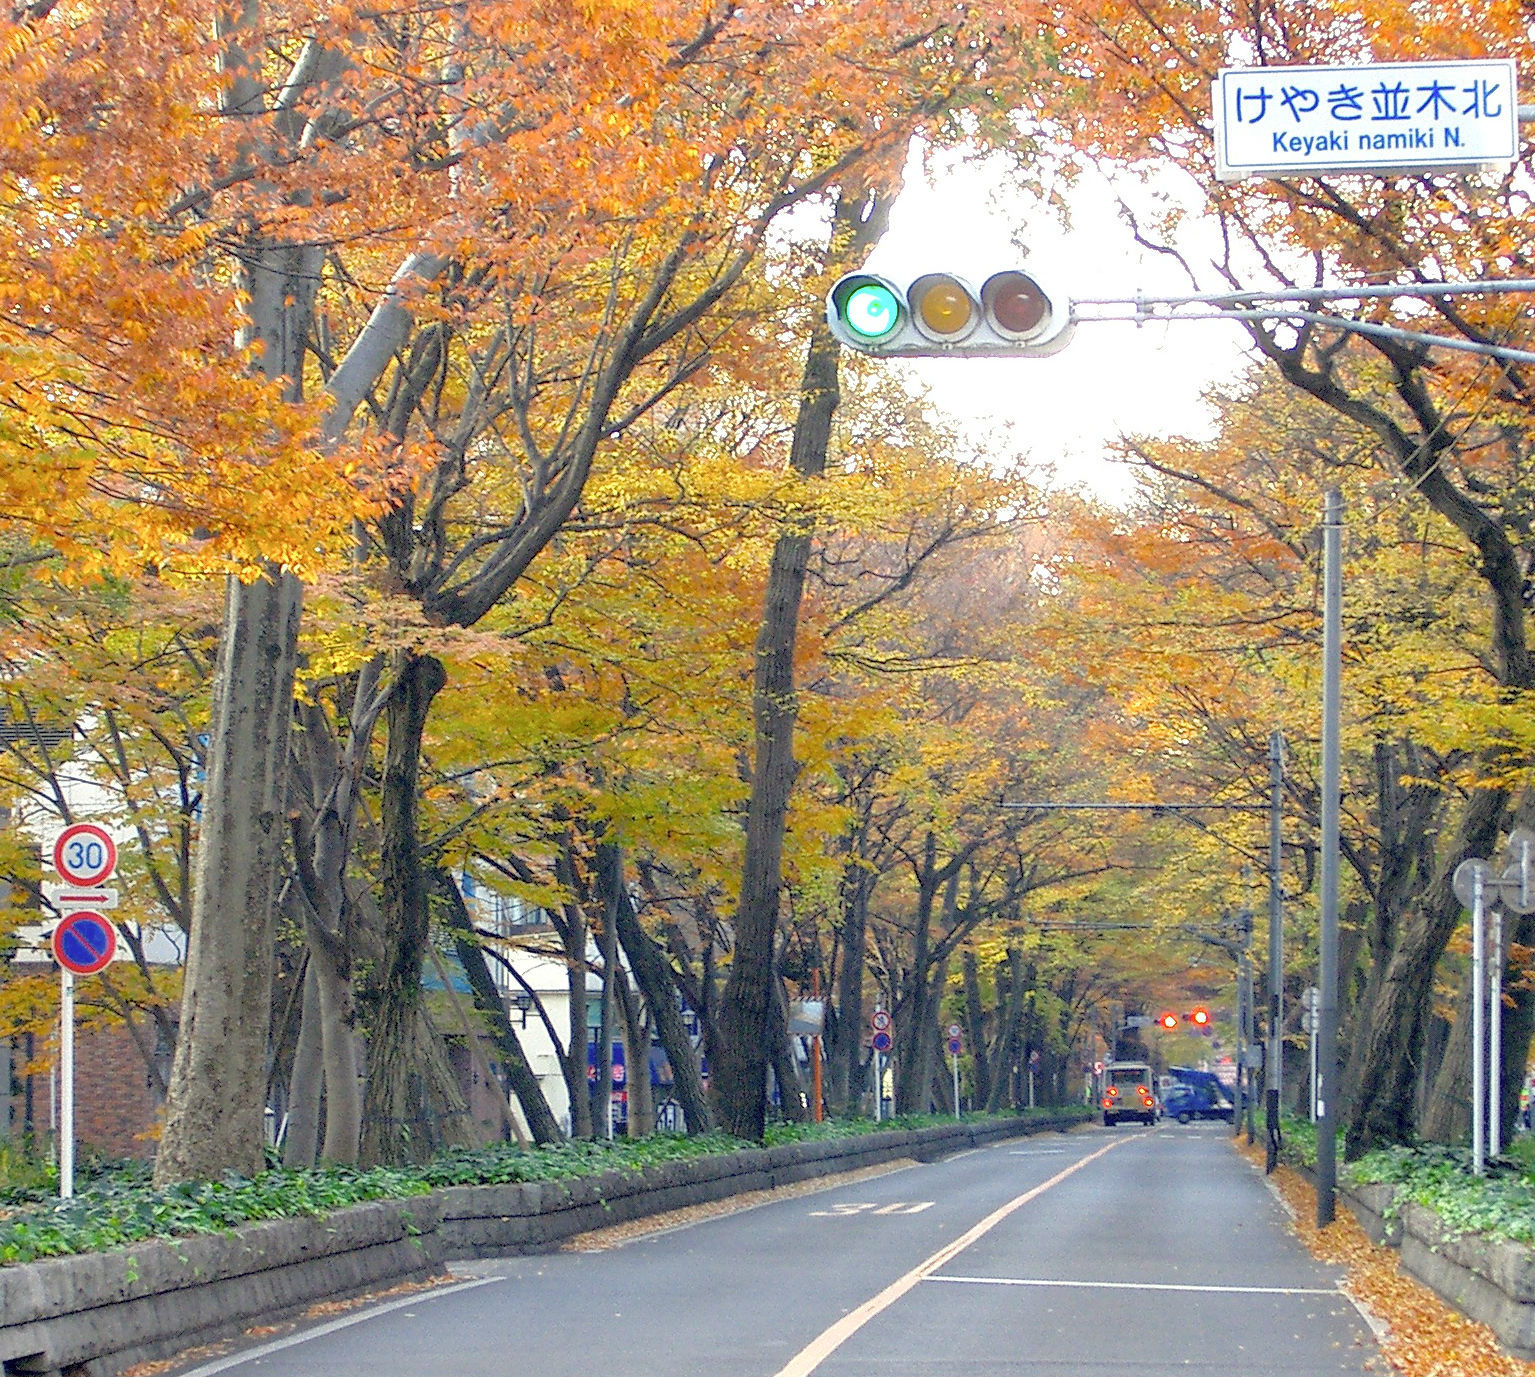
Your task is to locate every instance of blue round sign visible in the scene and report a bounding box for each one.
[872,1030,893,1053]
[51,910,116,975]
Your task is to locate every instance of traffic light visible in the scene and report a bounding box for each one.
[1190,1006,1211,1028]
[826,270,1074,358]
[1157,1011,1179,1031]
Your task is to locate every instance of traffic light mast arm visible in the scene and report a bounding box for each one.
[828,275,1535,368]
[1070,279,1535,370]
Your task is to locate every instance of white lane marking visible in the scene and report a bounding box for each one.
[168,1276,502,1376]
[809,1200,934,1217]
[1008,1149,1068,1156]
[929,1274,1339,1296]
[773,1136,1127,1377]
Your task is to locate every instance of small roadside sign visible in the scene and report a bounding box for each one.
[51,910,117,975]
[51,823,118,886]
[872,1030,893,1053]
[44,884,119,910]
[871,1009,892,1033]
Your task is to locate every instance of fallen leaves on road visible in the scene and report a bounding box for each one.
[1238,1139,1535,1377]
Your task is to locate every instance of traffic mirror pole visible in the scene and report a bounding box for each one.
[1265,731,1284,1173]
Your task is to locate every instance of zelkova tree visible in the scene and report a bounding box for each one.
[1038,0,1535,1151]
[1,2,396,1181]
[319,12,1040,1159]
[0,0,1054,1174]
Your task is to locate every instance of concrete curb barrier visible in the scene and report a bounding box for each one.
[0,1113,1083,1376]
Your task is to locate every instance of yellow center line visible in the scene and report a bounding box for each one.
[772,1136,1127,1377]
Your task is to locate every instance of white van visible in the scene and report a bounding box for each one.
[1101,1061,1157,1126]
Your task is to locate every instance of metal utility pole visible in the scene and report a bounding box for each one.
[1315,489,1343,1229]
[1265,732,1284,1172]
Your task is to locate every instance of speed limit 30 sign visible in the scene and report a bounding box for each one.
[52,823,118,886]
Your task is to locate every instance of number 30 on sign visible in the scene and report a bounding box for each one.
[52,823,117,886]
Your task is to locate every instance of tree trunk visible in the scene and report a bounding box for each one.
[155,568,302,1184]
[312,934,362,1163]
[431,868,563,1144]
[361,650,471,1164]
[613,971,652,1137]
[828,864,871,1115]
[769,972,808,1123]
[612,876,715,1134]
[985,948,1027,1114]
[712,343,837,1139]
[552,844,593,1139]
[1346,784,1507,1158]
[962,950,992,1111]
[282,963,324,1168]
[594,844,621,1138]
[1342,741,1444,1109]
[909,954,951,1117]
[153,232,319,1184]
[895,839,939,1116]
[712,183,891,1141]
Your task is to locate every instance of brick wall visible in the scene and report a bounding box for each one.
[74,1022,165,1160]
[4,1020,167,1161]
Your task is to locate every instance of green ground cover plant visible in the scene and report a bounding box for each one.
[0,1107,1088,1266]
[1343,1141,1535,1244]
[1274,1114,1535,1245]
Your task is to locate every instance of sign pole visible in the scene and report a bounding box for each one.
[1472,867,1486,1176]
[1491,904,1504,1160]
[59,967,74,1199]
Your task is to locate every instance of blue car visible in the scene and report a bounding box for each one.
[1161,1082,1233,1123]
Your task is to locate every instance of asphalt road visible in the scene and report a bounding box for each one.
[168,1121,1384,1376]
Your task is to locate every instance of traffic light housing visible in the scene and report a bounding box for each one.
[826,270,1074,358]
[1190,1006,1211,1028]
[1157,1011,1179,1031]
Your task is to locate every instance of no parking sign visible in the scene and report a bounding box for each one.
[51,910,117,975]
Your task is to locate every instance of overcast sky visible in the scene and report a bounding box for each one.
[866,152,1253,503]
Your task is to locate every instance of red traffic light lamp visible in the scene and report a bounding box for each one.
[1190,1006,1211,1027]
[1156,1011,1179,1031]
[827,269,1073,358]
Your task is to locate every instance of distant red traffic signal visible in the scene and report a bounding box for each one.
[1190,1006,1211,1027]
[1157,1012,1179,1030]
